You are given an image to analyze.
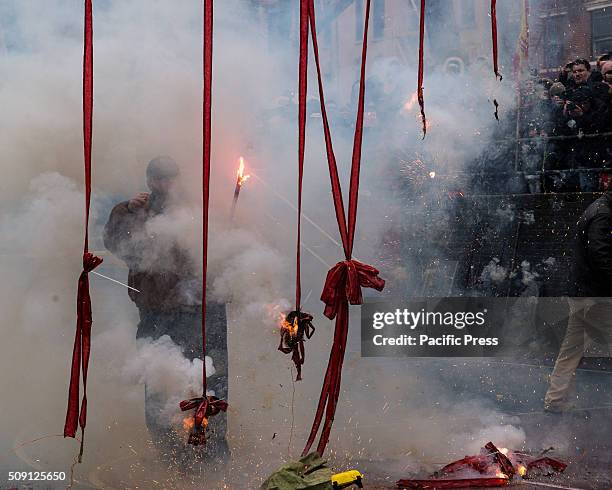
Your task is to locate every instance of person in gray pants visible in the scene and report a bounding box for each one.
[545,192,612,412]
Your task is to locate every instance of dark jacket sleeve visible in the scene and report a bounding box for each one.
[103,201,143,266]
[587,213,612,285]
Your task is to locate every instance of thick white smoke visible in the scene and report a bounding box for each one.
[0,1,532,487]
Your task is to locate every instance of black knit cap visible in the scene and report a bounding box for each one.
[146,155,179,180]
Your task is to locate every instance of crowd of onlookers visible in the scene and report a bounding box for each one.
[518,54,612,193]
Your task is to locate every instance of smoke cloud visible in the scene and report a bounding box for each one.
[0,1,538,487]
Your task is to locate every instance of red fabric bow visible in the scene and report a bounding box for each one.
[64,252,102,459]
[321,260,385,320]
[180,395,228,446]
[82,252,103,273]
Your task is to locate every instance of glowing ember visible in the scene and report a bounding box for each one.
[183,415,207,432]
[237,156,250,186]
[280,314,299,337]
[518,465,527,476]
[404,91,418,111]
[495,470,508,479]
[182,416,194,431]
[429,171,436,179]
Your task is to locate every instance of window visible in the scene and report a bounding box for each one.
[543,14,568,68]
[592,8,612,56]
[373,0,385,39]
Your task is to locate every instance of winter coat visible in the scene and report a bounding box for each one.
[571,192,612,297]
[103,197,200,312]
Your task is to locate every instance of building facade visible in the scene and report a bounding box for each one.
[255,0,524,104]
[535,0,612,71]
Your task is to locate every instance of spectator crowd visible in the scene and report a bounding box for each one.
[519,53,612,193]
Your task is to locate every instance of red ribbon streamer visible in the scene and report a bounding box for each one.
[397,477,509,489]
[201,0,212,394]
[417,0,427,138]
[296,0,308,312]
[301,0,384,457]
[178,0,227,444]
[64,0,103,462]
[491,0,502,80]
[281,0,313,381]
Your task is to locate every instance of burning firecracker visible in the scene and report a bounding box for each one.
[397,441,567,489]
[179,395,228,446]
[230,156,250,220]
[278,310,315,381]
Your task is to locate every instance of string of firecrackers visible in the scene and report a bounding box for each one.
[63,0,103,463]
[178,0,228,446]
[300,0,385,458]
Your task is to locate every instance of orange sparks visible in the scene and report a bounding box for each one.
[182,416,207,432]
[495,470,508,479]
[182,417,194,431]
[280,314,299,337]
[237,157,250,186]
[404,91,418,111]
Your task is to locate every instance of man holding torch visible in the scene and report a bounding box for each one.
[103,156,229,469]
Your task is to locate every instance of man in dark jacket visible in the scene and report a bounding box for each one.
[544,192,612,412]
[104,156,229,468]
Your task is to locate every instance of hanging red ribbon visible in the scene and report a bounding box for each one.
[64,0,103,462]
[491,0,502,80]
[279,0,315,381]
[417,0,427,138]
[301,0,384,457]
[296,0,308,312]
[178,0,227,445]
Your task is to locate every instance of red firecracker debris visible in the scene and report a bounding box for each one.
[484,441,515,478]
[526,457,568,477]
[397,477,509,489]
[278,310,315,381]
[397,442,567,489]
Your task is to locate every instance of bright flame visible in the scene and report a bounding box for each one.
[237,157,250,186]
[404,91,418,111]
[499,447,509,455]
[280,314,299,337]
[518,465,527,477]
[495,470,508,479]
[182,415,208,432]
[183,417,194,431]
[429,171,436,179]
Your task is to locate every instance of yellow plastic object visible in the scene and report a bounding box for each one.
[331,470,364,489]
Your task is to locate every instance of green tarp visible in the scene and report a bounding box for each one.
[260,453,334,490]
